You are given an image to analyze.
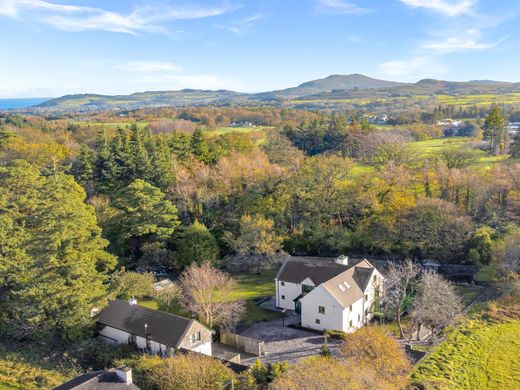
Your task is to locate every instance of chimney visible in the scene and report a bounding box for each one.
[128,298,137,305]
[335,255,349,266]
[116,366,133,384]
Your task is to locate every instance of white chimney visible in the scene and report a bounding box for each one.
[335,255,349,266]
[128,298,137,305]
[116,366,133,384]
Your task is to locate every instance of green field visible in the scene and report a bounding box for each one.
[408,137,508,168]
[436,93,520,107]
[411,320,520,389]
[72,121,149,129]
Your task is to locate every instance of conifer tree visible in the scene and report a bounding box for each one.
[510,131,520,159]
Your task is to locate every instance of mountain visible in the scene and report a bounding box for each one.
[27,74,520,111]
[255,74,404,99]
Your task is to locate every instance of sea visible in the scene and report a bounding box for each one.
[0,98,51,110]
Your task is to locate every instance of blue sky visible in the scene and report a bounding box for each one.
[0,0,519,97]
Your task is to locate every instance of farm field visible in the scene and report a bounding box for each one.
[411,320,520,389]
[208,126,273,136]
[72,121,149,129]
[436,93,520,107]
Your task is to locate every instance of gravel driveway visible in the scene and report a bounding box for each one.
[239,313,342,364]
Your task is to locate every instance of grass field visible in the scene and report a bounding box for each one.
[208,126,272,136]
[411,320,520,389]
[139,270,281,327]
[72,121,149,129]
[407,137,508,169]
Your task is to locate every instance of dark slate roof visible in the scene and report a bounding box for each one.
[97,300,194,347]
[275,256,350,285]
[53,369,140,390]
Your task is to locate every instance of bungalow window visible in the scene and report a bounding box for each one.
[281,281,285,286]
[349,305,352,312]
[281,295,286,300]
[191,331,202,343]
[315,319,321,324]
[318,306,325,314]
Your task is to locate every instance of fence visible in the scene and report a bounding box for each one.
[220,332,265,356]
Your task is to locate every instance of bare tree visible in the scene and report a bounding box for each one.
[411,271,462,339]
[178,262,245,329]
[384,259,421,338]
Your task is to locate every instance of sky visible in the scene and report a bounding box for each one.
[0,0,519,97]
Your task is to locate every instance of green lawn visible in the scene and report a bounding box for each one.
[138,270,281,327]
[411,320,520,389]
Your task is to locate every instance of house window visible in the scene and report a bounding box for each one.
[281,295,286,300]
[315,319,321,324]
[364,294,368,302]
[302,285,314,293]
[318,306,325,314]
[191,331,201,343]
[349,320,353,328]
[358,314,361,322]
[281,281,285,286]
[365,308,368,316]
[372,275,377,282]
[129,334,137,346]
[349,305,352,312]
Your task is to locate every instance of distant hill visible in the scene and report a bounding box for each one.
[29,74,520,111]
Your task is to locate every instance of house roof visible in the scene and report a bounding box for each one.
[275,256,350,285]
[53,369,140,390]
[97,300,201,348]
[321,259,377,308]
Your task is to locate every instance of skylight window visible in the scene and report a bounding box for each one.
[338,284,346,292]
[343,281,350,289]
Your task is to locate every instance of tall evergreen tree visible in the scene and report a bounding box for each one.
[483,107,508,155]
[0,161,117,340]
[175,221,219,269]
[190,128,212,163]
[510,131,520,159]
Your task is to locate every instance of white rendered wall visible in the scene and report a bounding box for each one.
[300,286,344,331]
[275,280,302,310]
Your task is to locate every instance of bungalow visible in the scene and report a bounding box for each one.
[275,256,384,333]
[97,299,212,356]
[54,366,139,390]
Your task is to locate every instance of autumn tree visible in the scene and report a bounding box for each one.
[269,356,394,390]
[510,130,520,159]
[148,353,236,390]
[340,326,411,388]
[437,146,475,169]
[225,214,283,273]
[178,262,245,328]
[384,259,421,338]
[411,271,463,338]
[400,198,473,261]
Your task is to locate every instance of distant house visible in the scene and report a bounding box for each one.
[275,256,384,333]
[54,366,139,390]
[97,300,212,356]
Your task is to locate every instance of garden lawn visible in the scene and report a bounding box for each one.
[139,270,281,326]
[411,320,520,389]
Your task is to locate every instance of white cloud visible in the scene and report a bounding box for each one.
[423,29,495,52]
[215,13,264,34]
[399,0,475,17]
[316,0,368,14]
[0,0,234,35]
[380,56,444,80]
[347,35,363,43]
[116,61,182,73]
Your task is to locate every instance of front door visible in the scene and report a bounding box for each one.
[295,301,301,314]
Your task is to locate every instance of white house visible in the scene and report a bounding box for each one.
[275,256,384,333]
[97,299,212,356]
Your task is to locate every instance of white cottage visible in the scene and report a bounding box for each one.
[97,299,212,356]
[275,256,383,333]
